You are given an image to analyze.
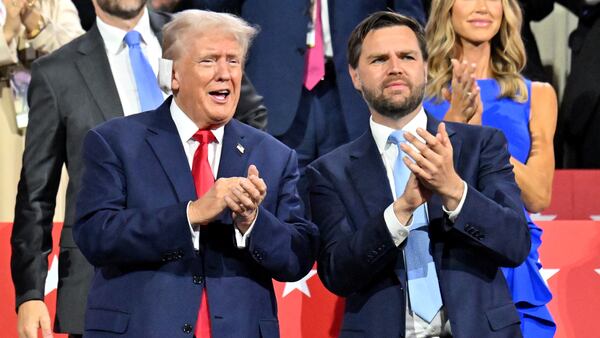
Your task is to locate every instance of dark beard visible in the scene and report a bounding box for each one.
[96,0,146,20]
[363,81,425,120]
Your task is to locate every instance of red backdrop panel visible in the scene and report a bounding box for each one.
[1,220,599,337]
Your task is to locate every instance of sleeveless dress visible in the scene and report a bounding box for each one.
[424,78,556,337]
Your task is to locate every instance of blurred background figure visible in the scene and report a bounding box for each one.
[555,0,600,168]
[423,0,557,337]
[71,0,95,30]
[520,0,555,83]
[0,0,83,221]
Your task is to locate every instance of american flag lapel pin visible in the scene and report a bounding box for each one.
[236,143,245,155]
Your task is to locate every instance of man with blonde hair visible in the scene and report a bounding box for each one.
[73,10,317,338]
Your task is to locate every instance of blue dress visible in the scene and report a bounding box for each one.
[424,79,556,337]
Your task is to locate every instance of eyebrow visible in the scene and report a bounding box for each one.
[365,49,419,61]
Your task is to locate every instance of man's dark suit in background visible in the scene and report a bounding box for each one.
[11,6,266,335]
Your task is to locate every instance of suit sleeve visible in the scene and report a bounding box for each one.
[442,128,531,267]
[234,74,268,131]
[392,0,427,25]
[11,61,65,308]
[307,165,400,297]
[73,129,195,267]
[245,150,319,282]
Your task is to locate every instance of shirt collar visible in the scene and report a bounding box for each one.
[96,7,154,55]
[170,99,224,146]
[369,108,428,155]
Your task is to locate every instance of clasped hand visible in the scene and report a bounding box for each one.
[393,123,464,222]
[188,165,266,234]
[444,59,483,125]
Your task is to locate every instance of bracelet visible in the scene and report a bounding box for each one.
[26,17,46,39]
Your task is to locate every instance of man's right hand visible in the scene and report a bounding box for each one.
[17,300,53,338]
[188,177,243,226]
[393,173,431,225]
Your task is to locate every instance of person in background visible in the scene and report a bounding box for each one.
[0,0,83,222]
[556,0,600,168]
[520,0,555,83]
[1,3,83,336]
[309,11,529,338]
[423,0,557,336]
[73,9,317,337]
[10,0,266,337]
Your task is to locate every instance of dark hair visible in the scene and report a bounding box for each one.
[347,11,428,69]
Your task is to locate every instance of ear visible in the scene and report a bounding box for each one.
[348,65,362,92]
[171,63,180,92]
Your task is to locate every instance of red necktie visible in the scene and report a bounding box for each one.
[191,129,216,338]
[303,0,325,90]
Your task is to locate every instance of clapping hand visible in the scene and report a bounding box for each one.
[225,165,267,234]
[444,59,483,125]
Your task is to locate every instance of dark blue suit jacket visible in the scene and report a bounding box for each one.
[73,98,318,338]
[307,115,530,338]
[190,0,425,139]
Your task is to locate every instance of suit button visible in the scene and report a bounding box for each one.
[193,275,204,285]
[182,323,193,334]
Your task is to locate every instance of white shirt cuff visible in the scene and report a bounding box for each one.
[442,180,468,222]
[384,204,410,246]
[234,210,258,249]
[186,201,200,250]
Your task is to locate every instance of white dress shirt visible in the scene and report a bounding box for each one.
[170,99,253,250]
[369,108,467,337]
[96,8,166,117]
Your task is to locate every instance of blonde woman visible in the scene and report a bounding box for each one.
[423,0,557,337]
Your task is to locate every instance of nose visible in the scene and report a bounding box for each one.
[474,0,490,13]
[387,55,404,76]
[214,59,232,81]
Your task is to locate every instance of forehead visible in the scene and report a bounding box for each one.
[360,26,421,57]
[186,31,243,55]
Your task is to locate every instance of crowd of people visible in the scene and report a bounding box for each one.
[3,0,598,337]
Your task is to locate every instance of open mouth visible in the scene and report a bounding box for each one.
[209,89,230,102]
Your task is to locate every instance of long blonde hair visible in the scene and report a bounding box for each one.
[425,0,527,102]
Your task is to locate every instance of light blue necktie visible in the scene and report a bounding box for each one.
[124,31,163,111]
[388,130,442,323]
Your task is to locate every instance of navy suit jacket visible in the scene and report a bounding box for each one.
[307,115,530,338]
[73,98,318,338]
[190,0,425,139]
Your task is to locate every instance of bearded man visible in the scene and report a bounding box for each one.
[11,1,265,337]
[307,12,530,338]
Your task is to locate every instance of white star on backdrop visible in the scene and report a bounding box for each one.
[530,213,557,221]
[540,268,559,285]
[45,254,59,295]
[595,269,600,276]
[282,269,317,298]
[590,215,600,221]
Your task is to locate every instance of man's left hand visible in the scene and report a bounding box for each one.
[401,122,464,210]
[225,165,267,234]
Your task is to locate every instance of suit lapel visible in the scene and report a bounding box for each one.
[348,131,394,219]
[75,26,123,122]
[216,119,249,179]
[425,113,462,222]
[146,98,197,203]
[215,120,250,224]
